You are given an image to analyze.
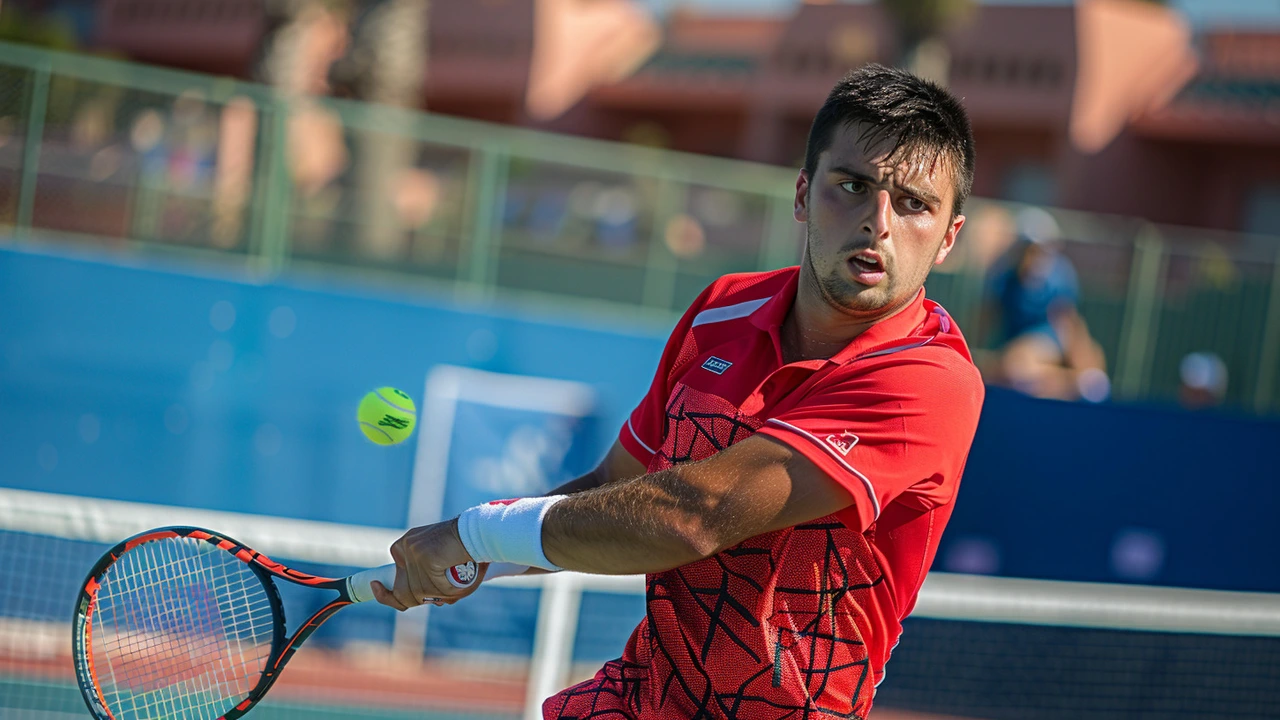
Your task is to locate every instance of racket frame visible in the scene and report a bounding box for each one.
[73,525,367,720]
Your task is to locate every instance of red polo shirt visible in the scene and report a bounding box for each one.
[545,267,984,720]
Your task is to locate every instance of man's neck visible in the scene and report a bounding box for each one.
[780,275,913,364]
[780,279,871,364]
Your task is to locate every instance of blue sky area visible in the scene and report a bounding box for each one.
[640,0,1280,28]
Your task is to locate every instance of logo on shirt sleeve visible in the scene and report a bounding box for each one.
[701,356,733,375]
[825,431,859,456]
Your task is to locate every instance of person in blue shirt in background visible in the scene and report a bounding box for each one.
[983,207,1110,402]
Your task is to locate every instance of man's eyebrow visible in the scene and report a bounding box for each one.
[898,182,942,206]
[827,165,882,183]
[827,164,942,206]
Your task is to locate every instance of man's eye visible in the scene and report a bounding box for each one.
[839,181,866,194]
[903,197,927,212]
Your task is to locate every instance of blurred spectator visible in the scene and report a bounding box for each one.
[594,186,640,252]
[212,97,259,249]
[664,213,705,258]
[982,207,1109,402]
[1178,352,1228,410]
[167,91,218,193]
[70,98,112,151]
[287,102,349,198]
[963,201,1018,272]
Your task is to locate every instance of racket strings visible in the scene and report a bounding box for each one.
[91,536,276,719]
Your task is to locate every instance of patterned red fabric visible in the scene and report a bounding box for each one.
[546,268,983,720]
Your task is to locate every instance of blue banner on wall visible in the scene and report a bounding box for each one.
[399,366,610,657]
[938,387,1280,593]
[408,365,599,526]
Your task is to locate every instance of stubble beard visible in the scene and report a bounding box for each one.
[804,218,895,316]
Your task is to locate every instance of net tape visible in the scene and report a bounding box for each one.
[2,487,1279,720]
[2,487,1276,637]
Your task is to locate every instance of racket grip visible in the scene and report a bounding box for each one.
[346,562,481,603]
[347,564,397,604]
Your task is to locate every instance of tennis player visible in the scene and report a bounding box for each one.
[374,64,984,719]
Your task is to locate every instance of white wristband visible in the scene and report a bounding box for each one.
[484,562,532,580]
[456,496,567,571]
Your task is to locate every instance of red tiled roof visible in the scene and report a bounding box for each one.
[664,10,786,56]
[1202,31,1280,78]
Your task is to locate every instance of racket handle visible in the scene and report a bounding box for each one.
[346,562,481,604]
[347,564,397,603]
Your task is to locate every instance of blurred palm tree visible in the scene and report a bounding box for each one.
[337,0,428,260]
[258,0,352,95]
[258,0,428,261]
[879,0,975,84]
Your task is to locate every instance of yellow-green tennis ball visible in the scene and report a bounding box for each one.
[357,387,417,445]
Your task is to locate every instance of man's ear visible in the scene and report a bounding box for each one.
[935,214,965,265]
[794,170,810,223]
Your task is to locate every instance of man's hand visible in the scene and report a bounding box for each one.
[371,518,481,611]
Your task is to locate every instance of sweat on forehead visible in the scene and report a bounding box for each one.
[844,122,957,181]
[819,122,956,201]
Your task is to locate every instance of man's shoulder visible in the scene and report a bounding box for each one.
[852,301,976,366]
[853,340,985,422]
[690,267,796,315]
[833,306,985,413]
[844,340,981,386]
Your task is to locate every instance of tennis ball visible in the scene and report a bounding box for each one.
[357,387,417,445]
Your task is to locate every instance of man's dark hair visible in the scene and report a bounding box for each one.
[803,64,976,216]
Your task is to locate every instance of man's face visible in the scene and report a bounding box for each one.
[794,123,965,320]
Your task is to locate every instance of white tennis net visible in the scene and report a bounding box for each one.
[2,487,1277,720]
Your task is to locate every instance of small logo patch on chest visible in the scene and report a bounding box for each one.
[826,431,859,456]
[701,356,733,375]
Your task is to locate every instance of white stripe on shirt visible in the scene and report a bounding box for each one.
[628,416,656,456]
[766,418,881,521]
[691,297,769,327]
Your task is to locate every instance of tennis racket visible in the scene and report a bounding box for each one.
[72,525,479,720]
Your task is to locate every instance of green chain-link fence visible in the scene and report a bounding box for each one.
[1,41,1276,414]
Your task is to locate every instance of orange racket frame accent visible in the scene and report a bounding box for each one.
[73,526,362,720]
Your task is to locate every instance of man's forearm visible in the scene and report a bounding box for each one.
[538,443,802,576]
[536,436,846,576]
[541,469,716,574]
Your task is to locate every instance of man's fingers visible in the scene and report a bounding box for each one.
[393,532,437,605]
[409,569,452,606]
[389,539,418,607]
[371,581,407,611]
[374,578,442,608]
[390,563,422,610]
[384,523,477,608]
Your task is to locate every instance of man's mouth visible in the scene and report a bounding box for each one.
[848,251,886,285]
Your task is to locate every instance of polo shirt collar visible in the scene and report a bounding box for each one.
[830,288,928,364]
[749,268,799,333]
[747,269,930,366]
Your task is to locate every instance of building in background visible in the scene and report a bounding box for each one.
[561,0,1278,236]
[6,0,1279,234]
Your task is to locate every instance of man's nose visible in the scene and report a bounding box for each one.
[861,189,893,238]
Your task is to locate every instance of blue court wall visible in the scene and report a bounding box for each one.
[947,387,1278,592]
[1,245,1276,592]
[0,243,663,527]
